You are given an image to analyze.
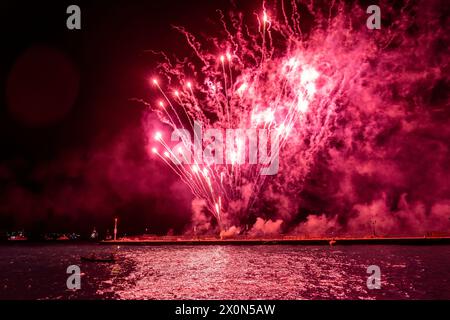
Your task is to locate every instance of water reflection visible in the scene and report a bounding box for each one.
[1,244,449,299]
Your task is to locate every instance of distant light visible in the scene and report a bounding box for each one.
[154,132,162,140]
[151,147,157,153]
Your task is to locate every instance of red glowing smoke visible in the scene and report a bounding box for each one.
[145,0,450,235]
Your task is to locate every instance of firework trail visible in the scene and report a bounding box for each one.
[144,0,450,235]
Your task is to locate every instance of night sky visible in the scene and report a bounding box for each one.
[1,0,449,239]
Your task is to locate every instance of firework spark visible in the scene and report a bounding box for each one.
[144,1,342,231]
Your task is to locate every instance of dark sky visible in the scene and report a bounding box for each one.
[0,0,247,237]
[1,0,449,238]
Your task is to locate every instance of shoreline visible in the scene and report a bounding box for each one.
[2,236,450,245]
[100,236,450,245]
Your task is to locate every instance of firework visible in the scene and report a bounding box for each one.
[145,0,415,232]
